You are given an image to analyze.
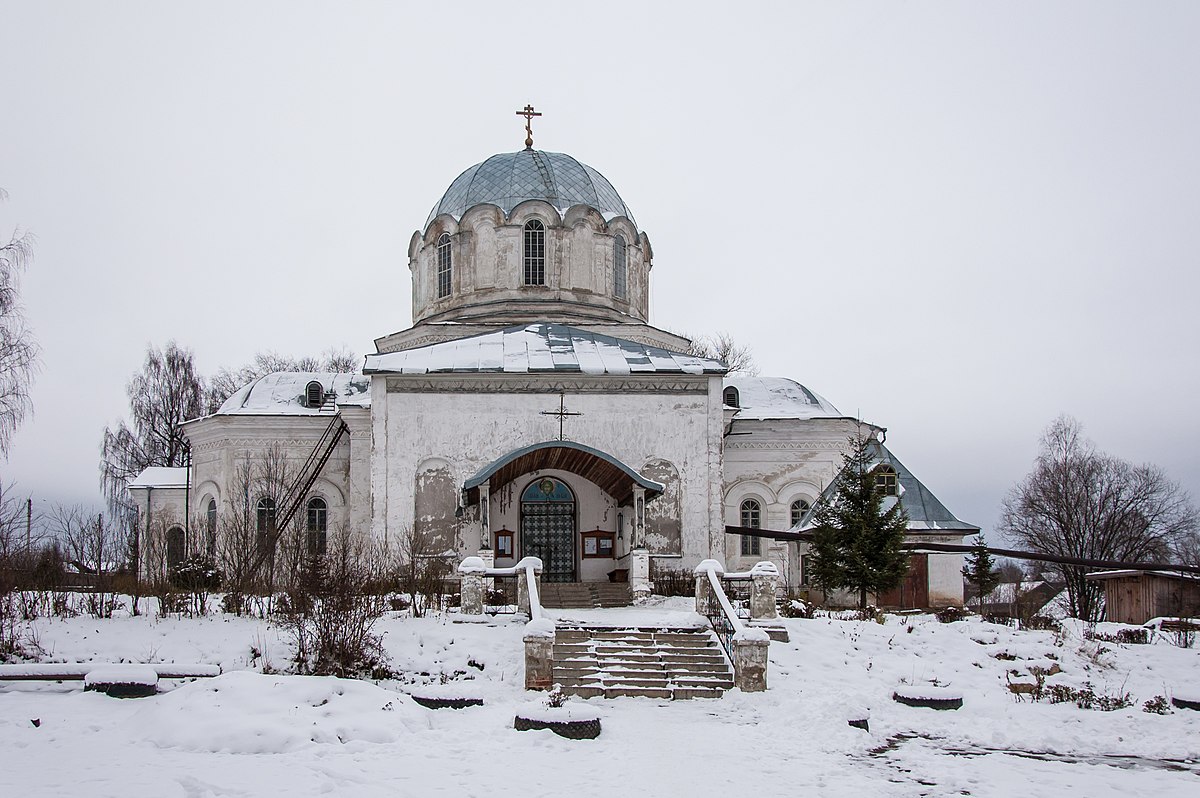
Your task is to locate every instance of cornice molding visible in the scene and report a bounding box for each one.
[384,376,706,394]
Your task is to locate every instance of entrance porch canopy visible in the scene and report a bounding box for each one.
[463,441,663,506]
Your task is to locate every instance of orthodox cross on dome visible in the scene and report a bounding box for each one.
[540,392,581,441]
[515,104,542,149]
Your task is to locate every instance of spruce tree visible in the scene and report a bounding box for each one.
[962,534,1001,609]
[809,435,910,609]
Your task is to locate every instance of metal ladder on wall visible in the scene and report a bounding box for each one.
[244,413,348,581]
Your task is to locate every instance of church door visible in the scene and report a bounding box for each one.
[520,477,576,583]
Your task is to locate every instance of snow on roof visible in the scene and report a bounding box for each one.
[1085,569,1200,582]
[723,377,846,420]
[215,372,370,416]
[796,440,979,534]
[128,467,189,490]
[363,323,726,376]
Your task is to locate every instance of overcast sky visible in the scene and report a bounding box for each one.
[2,1,1198,540]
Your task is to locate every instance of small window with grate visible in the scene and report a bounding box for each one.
[523,219,545,285]
[723,386,740,408]
[613,234,627,299]
[436,233,452,298]
[305,381,324,408]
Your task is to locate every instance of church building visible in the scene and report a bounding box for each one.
[129,116,975,609]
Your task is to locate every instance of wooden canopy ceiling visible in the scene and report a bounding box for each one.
[463,441,663,506]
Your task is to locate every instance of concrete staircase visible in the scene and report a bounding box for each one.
[540,582,632,609]
[552,625,734,699]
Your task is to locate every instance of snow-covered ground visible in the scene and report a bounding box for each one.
[2,597,1198,797]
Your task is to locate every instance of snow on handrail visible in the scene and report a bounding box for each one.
[702,564,746,636]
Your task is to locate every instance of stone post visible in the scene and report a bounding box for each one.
[693,559,724,614]
[629,548,651,603]
[749,561,780,621]
[733,628,770,692]
[457,556,486,615]
[478,479,491,550]
[514,556,543,616]
[523,619,555,691]
[478,547,496,595]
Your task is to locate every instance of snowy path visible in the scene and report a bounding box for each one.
[2,599,1197,796]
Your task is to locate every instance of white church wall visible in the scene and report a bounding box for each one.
[370,376,723,568]
[721,418,865,576]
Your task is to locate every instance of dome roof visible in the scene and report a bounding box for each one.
[426,149,636,229]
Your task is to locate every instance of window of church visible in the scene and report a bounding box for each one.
[306,498,327,557]
[436,233,452,298]
[206,498,217,555]
[613,234,627,299]
[305,381,324,408]
[790,499,811,527]
[740,498,761,556]
[523,219,545,285]
[166,526,185,570]
[256,498,276,552]
[874,466,898,496]
[723,386,740,408]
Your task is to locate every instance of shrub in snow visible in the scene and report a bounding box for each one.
[276,530,394,680]
[1046,681,1132,711]
[779,598,813,619]
[1142,695,1172,714]
[935,606,967,624]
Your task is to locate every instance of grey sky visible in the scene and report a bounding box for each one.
[2,1,1197,540]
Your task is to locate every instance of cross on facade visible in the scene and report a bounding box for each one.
[515,104,542,149]
[540,392,581,440]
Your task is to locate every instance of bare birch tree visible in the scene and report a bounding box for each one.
[100,342,206,507]
[0,188,39,454]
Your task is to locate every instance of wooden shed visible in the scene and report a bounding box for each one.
[1085,570,1200,625]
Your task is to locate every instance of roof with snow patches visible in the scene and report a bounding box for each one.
[127,467,190,490]
[214,372,371,416]
[723,376,846,420]
[797,440,979,534]
[363,323,726,376]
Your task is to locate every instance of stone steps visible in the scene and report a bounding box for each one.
[540,582,633,609]
[551,624,733,700]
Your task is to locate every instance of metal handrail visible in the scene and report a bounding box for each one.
[698,565,746,661]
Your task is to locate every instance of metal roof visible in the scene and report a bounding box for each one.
[425,150,636,229]
[797,440,979,534]
[213,372,371,416]
[363,323,726,376]
[723,376,846,420]
[128,467,189,490]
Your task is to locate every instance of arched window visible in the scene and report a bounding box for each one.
[613,234,627,299]
[874,466,898,497]
[740,498,761,556]
[166,526,185,570]
[306,497,327,557]
[523,219,545,285]
[255,498,276,552]
[436,233,452,298]
[790,499,811,527]
[723,386,740,408]
[305,380,324,408]
[206,498,217,555]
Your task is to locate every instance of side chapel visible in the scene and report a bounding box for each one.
[129,110,976,608]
